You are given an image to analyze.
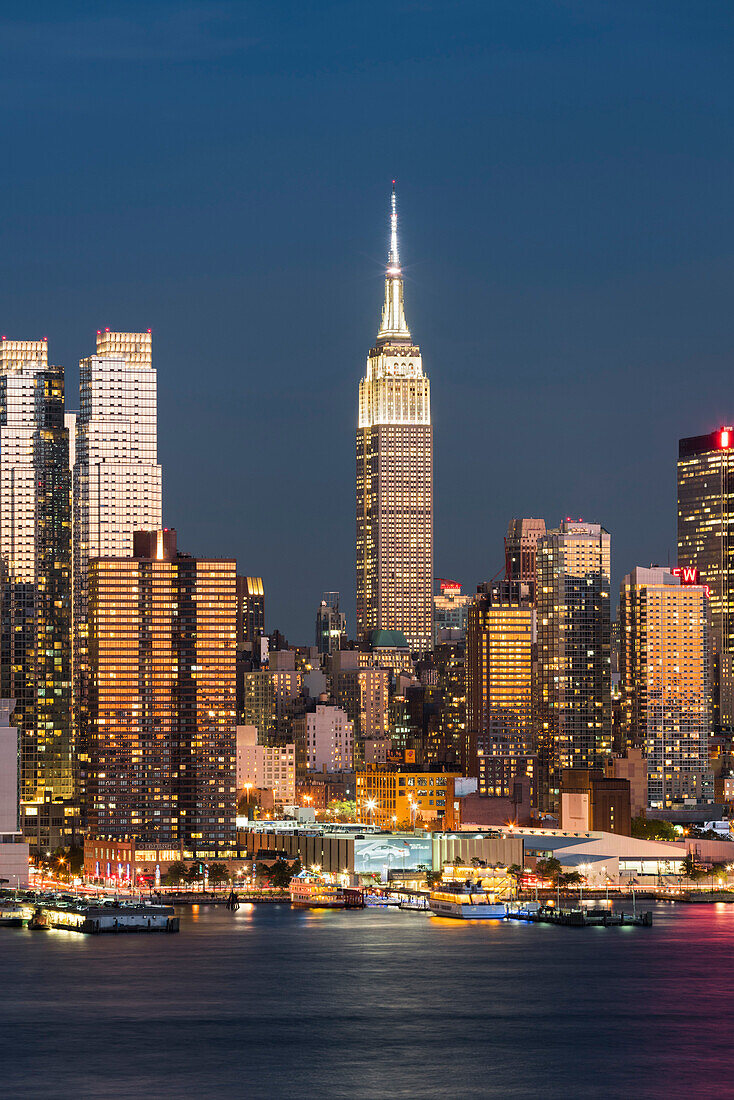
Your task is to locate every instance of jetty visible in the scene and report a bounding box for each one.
[507,904,652,927]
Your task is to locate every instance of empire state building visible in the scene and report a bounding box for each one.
[356,187,433,653]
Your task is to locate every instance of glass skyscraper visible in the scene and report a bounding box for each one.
[356,187,433,653]
[0,338,72,809]
[678,426,734,728]
[535,520,612,810]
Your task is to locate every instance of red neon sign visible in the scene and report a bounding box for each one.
[672,567,710,598]
[721,427,733,449]
[438,578,462,595]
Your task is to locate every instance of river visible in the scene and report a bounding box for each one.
[1,900,733,1098]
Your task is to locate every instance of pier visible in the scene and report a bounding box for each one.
[507,905,653,927]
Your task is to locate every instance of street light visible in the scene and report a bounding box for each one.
[365,798,378,828]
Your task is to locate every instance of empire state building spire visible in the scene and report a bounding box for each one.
[357,185,433,655]
[377,182,411,344]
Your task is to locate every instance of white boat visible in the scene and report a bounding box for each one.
[429,881,508,919]
[0,900,26,927]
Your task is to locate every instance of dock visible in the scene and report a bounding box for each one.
[507,905,652,927]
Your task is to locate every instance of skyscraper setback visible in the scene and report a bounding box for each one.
[0,338,72,808]
[356,187,433,653]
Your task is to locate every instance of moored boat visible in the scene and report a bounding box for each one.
[429,864,516,920]
[289,870,364,909]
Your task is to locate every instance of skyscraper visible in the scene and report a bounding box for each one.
[236,575,265,651]
[465,580,535,779]
[0,338,72,813]
[619,566,711,809]
[678,426,734,728]
[536,520,612,810]
[316,591,346,655]
[87,529,237,850]
[356,187,433,653]
[504,518,546,595]
[74,330,162,792]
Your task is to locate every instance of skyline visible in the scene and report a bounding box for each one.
[4,2,734,640]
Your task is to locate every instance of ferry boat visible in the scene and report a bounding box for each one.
[289,870,364,909]
[0,900,27,927]
[429,864,516,920]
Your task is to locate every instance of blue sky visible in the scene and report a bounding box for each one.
[3,1,734,639]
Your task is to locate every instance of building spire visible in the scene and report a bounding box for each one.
[377,181,411,344]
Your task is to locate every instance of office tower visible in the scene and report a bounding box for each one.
[356,186,433,653]
[505,518,546,594]
[236,575,265,650]
[619,567,711,809]
[433,580,472,646]
[87,529,236,851]
[316,592,347,655]
[678,426,734,727]
[536,520,612,810]
[0,338,72,814]
[74,330,162,791]
[465,581,535,779]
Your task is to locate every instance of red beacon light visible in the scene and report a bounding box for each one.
[720,427,733,449]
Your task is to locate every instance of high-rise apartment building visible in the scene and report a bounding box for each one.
[294,703,354,774]
[74,330,162,794]
[87,529,236,851]
[465,581,535,779]
[356,187,433,653]
[678,426,734,727]
[619,567,711,809]
[0,338,72,813]
[536,520,612,810]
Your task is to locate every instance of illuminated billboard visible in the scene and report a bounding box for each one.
[354,835,432,875]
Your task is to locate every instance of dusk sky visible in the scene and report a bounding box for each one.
[3,1,734,641]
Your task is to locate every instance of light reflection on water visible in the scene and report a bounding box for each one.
[1,901,733,1099]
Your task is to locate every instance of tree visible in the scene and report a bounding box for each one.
[164,861,189,886]
[535,857,563,884]
[682,853,706,881]
[558,871,582,887]
[508,863,524,882]
[631,817,677,842]
[207,863,230,889]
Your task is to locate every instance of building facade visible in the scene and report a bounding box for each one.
[74,331,162,798]
[678,427,734,727]
[236,575,265,651]
[466,581,535,778]
[356,187,433,653]
[433,579,472,646]
[86,530,237,852]
[536,521,612,810]
[294,703,354,774]
[505,517,546,595]
[356,766,458,830]
[316,591,347,655]
[236,725,296,805]
[0,338,72,816]
[619,566,711,809]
